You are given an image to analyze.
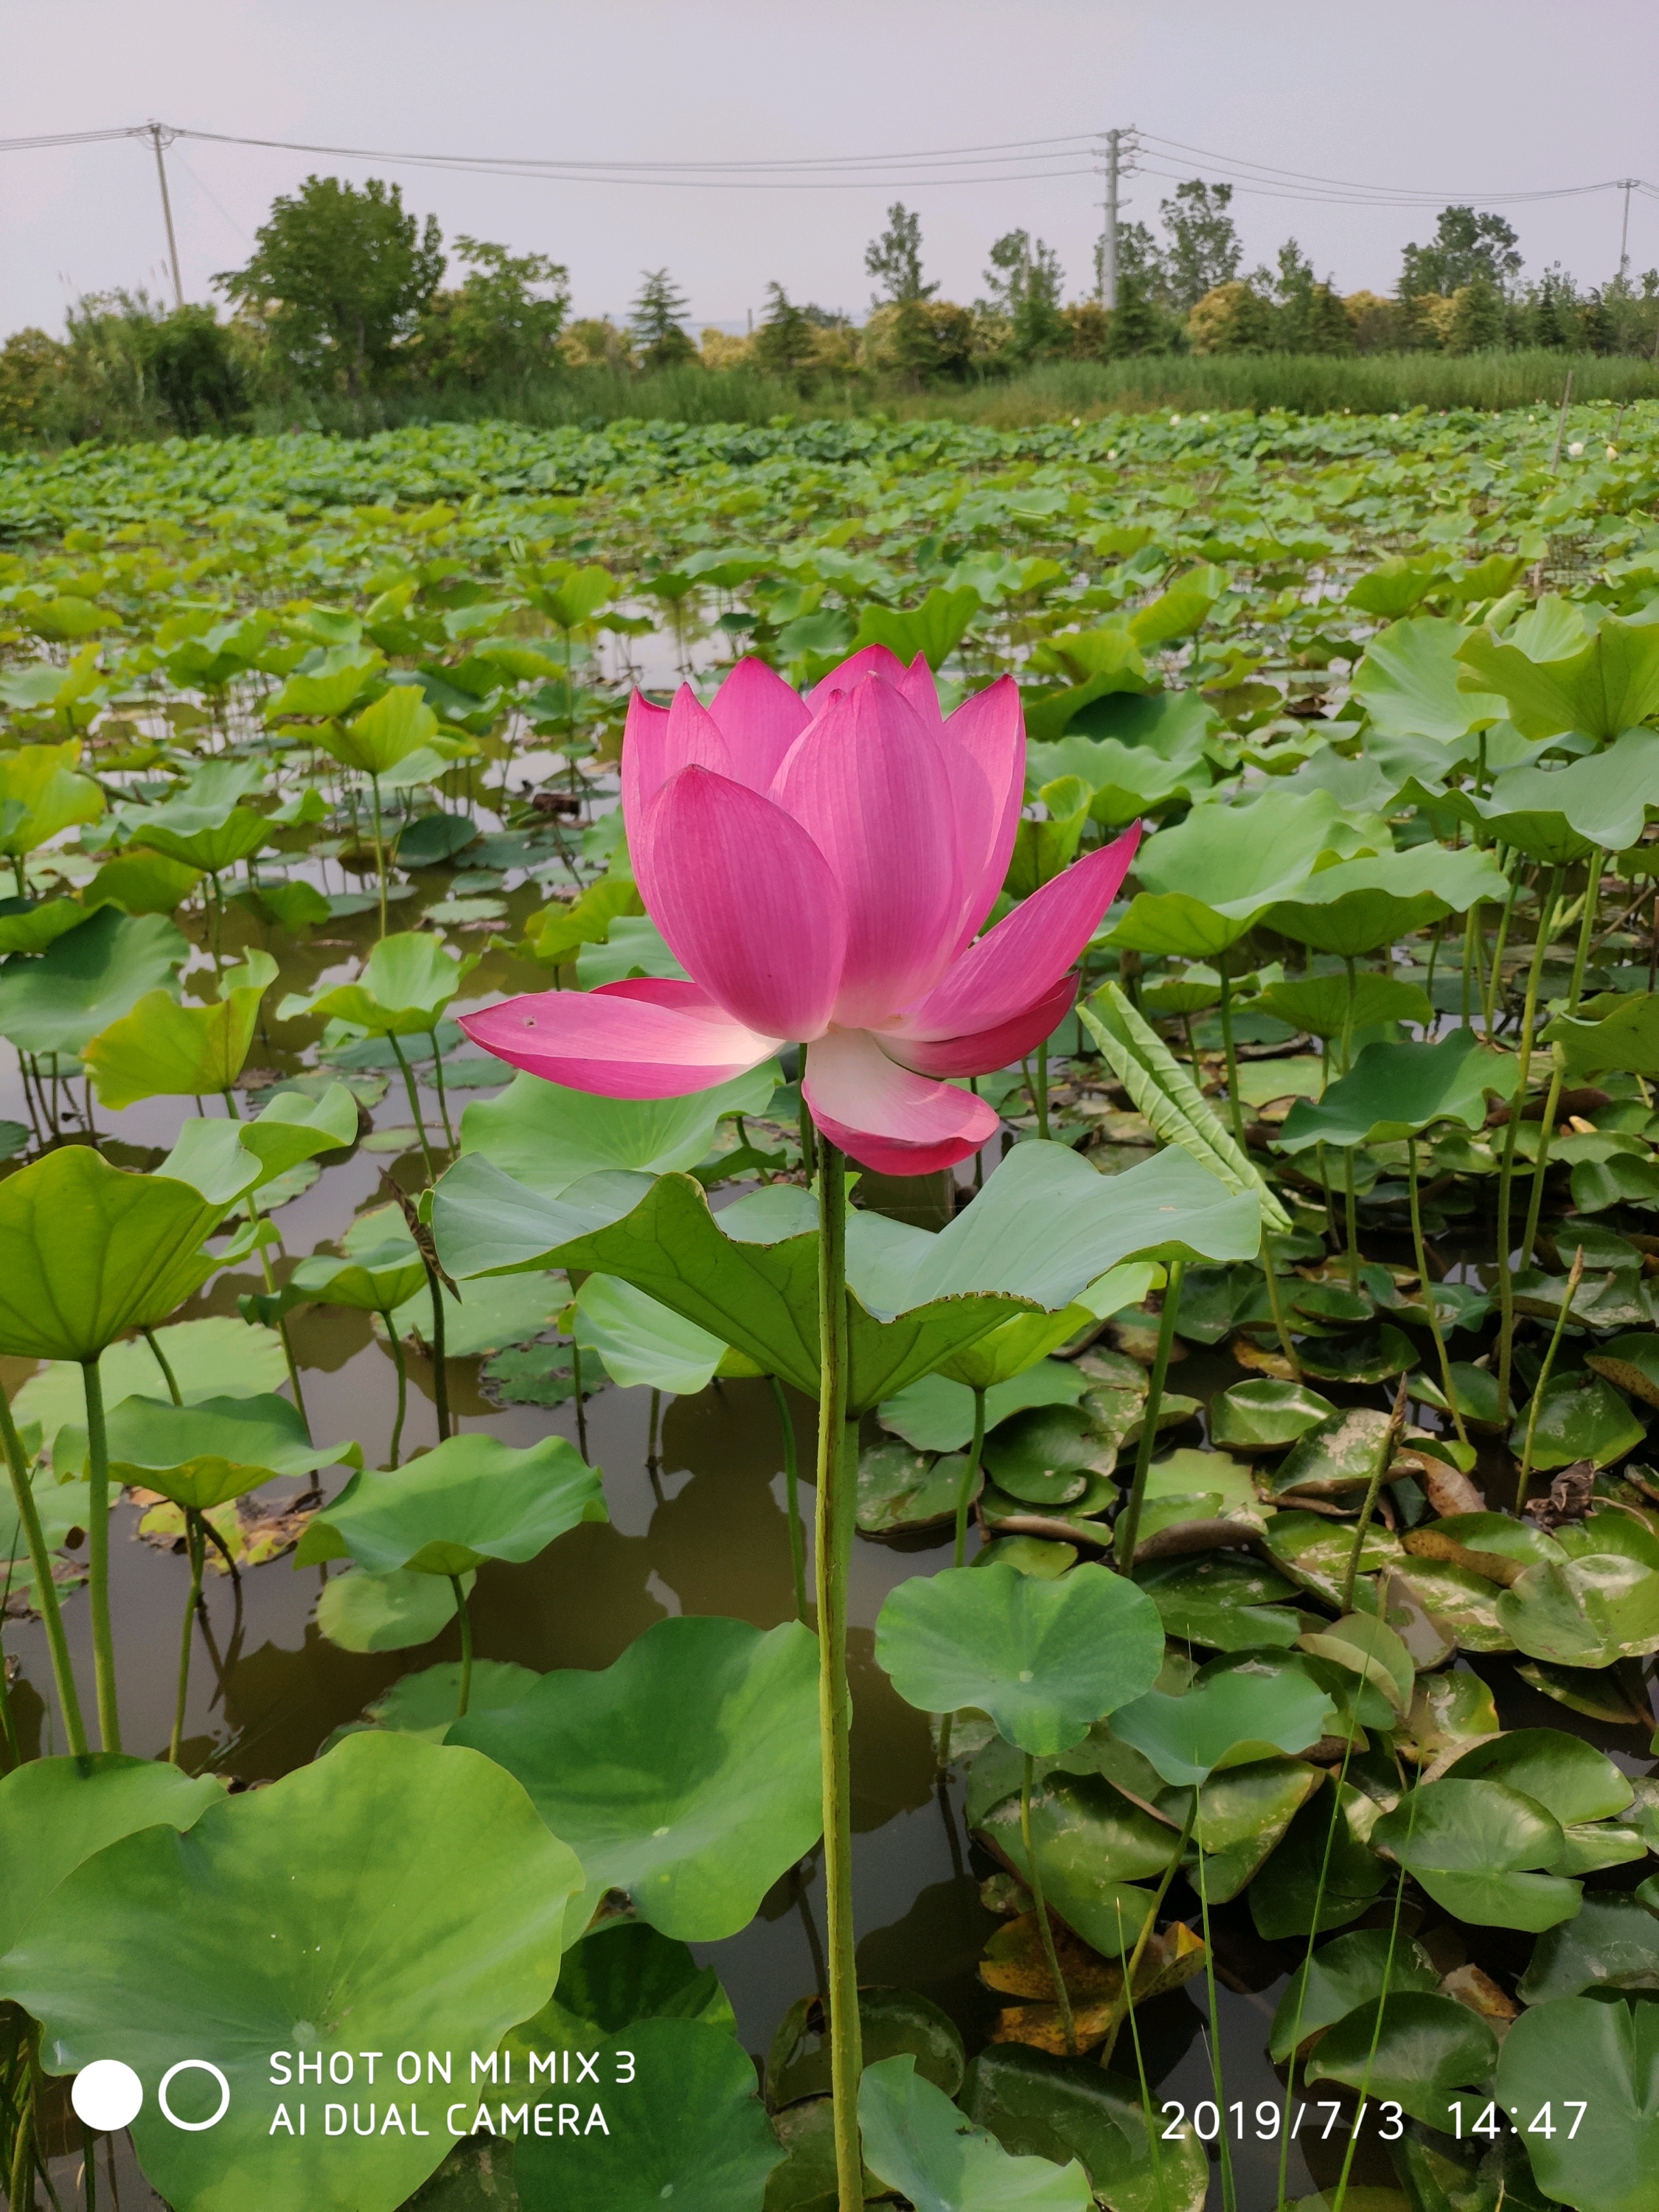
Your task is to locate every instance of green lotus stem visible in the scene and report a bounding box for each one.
[80,1359,121,1753]
[646,1387,661,1470]
[1515,1246,1585,1514]
[1496,866,1563,1424]
[1341,1374,1409,1615]
[386,1333,408,1470]
[387,1033,437,1185]
[0,1623,18,1771]
[1520,853,1601,1270]
[427,1262,451,1442]
[1338,955,1358,1076]
[1033,1034,1051,1141]
[248,1196,311,1439]
[142,1326,184,1407]
[1114,1260,1185,1576]
[1218,968,1247,1148]
[1326,1787,1419,2212]
[950,1385,987,1572]
[168,1510,206,1767]
[1460,901,1480,1030]
[770,1374,807,1627]
[797,1047,817,1179]
[1406,1143,1469,1451]
[571,1338,588,1463]
[0,1385,87,1756]
[1342,1149,1360,1291]
[970,1075,984,1191]
[370,773,388,939]
[428,1024,457,1150]
[808,1130,863,2212]
[1099,1787,1197,2073]
[1483,856,1521,1037]
[1259,1236,1301,1380]
[1021,1752,1077,2056]
[1276,1726,1363,2211]
[1194,1801,1238,2212]
[451,1576,473,1718]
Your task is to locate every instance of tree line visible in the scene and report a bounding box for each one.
[1,172,1656,444]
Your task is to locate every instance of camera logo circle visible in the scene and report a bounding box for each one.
[158,2060,232,2131]
[71,2061,144,2132]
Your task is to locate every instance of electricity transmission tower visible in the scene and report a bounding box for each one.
[1098,126,1141,308]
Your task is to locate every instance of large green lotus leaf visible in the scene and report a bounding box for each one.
[1495,1997,1659,2212]
[0,1732,581,2212]
[279,930,477,1037]
[1518,1894,1659,2003]
[132,799,271,875]
[1268,1929,1439,2062]
[459,1062,778,1197]
[1133,786,1363,911]
[88,851,204,918]
[937,1269,1154,1394]
[0,895,93,954]
[1248,1774,1391,1939]
[0,1147,241,1360]
[1265,844,1508,957]
[1306,1992,1499,2134]
[1109,1665,1335,1787]
[319,685,439,776]
[0,1753,222,1958]
[1279,1027,1517,1152]
[1429,781,1598,866]
[0,738,105,852]
[876,1561,1165,1756]
[1509,1371,1646,1470]
[295,1432,604,1576]
[357,1658,540,1742]
[981,1405,1112,1506]
[266,642,385,720]
[961,2045,1209,2212]
[975,1773,1171,1952]
[1351,616,1505,742]
[506,1917,734,2068]
[859,2056,1092,2212]
[1208,1377,1336,1450]
[389,1269,566,1359]
[1483,728,1659,851]
[14,1315,289,1444]
[1370,1778,1582,1930]
[574,1273,726,1394]
[450,1615,821,1941]
[1133,1551,1307,1650]
[104,1391,360,1509]
[1459,612,1659,741]
[515,2017,783,2212]
[83,951,278,1107]
[0,905,188,1057]
[1164,1754,1324,1905]
[1442,1728,1635,1826]
[1024,734,1210,827]
[768,1986,966,2107]
[880,1359,1086,1453]
[1545,994,1659,1080]
[1253,970,1433,1043]
[237,1081,361,1182]
[431,1157,653,1279]
[1498,1555,1659,1667]
[316,1565,471,1652]
[291,1239,431,1318]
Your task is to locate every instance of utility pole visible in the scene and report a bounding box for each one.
[1618,178,1638,283]
[145,121,184,309]
[1099,127,1138,309]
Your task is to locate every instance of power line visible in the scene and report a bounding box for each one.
[1135,131,1644,209]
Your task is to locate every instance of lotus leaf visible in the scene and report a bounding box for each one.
[0,738,104,854]
[574,1273,726,1393]
[295,1433,603,1576]
[1441,1728,1634,1826]
[1253,971,1434,1042]
[768,1986,965,2107]
[1162,1752,1325,1902]
[876,1561,1165,1756]
[1110,1664,1335,1786]
[290,1240,431,1318]
[1133,1551,1307,1649]
[316,1565,472,1652]
[1545,993,1659,1081]
[1351,616,1504,743]
[450,1615,821,1940]
[1268,1929,1439,2062]
[280,929,476,1037]
[1249,1773,1393,1938]
[1279,1028,1517,1152]
[1,1732,581,2212]
[14,1315,289,1444]
[1209,1377,1337,1450]
[1497,1553,1659,1667]
[961,2044,1208,2212]
[507,1918,734,2072]
[358,1658,540,1740]
[1265,845,1508,957]
[1459,611,1659,741]
[858,2054,1093,2212]
[1519,1893,1659,2003]
[973,1773,1172,1951]
[1495,1997,1659,2212]
[1396,1559,1515,1651]
[1265,1406,1399,1498]
[1371,1778,1582,1929]
[0,896,91,953]
[1115,787,1367,956]
[980,1405,1113,1506]
[1587,1332,1659,1408]
[1402,1512,1565,1585]
[0,905,188,1057]
[880,1360,1086,1453]
[1306,1991,1499,2133]
[1508,1371,1646,1470]
[104,1393,358,1509]
[459,1062,777,1196]
[83,950,278,1107]
[1262,1510,1402,1607]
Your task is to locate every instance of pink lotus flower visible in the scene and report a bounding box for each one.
[462,648,1140,1175]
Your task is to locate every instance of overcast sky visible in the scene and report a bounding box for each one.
[4,0,1658,341]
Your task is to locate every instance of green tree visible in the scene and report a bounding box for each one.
[147,307,248,430]
[628,270,696,370]
[864,203,936,304]
[1267,240,1352,355]
[1399,206,1522,299]
[1100,221,1170,355]
[1160,180,1242,310]
[216,176,443,395]
[0,328,63,444]
[422,237,570,384]
[752,282,818,384]
[1522,264,1581,349]
[1444,275,1507,354]
[983,230,1068,358]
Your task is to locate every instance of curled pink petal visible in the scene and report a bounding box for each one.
[643,766,847,1040]
[804,1026,999,1177]
[901,825,1142,1041]
[709,657,812,792]
[803,642,912,714]
[623,684,734,911]
[619,687,670,829]
[459,981,779,1100]
[939,675,1026,952]
[771,680,961,1028]
[879,972,1077,1079]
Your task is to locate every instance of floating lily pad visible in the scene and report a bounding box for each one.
[1209,1378,1338,1452]
[877,1363,1088,1453]
[1169,1752,1325,1902]
[451,1615,822,1941]
[875,1562,1165,1756]
[960,2044,1209,2212]
[1519,1893,1659,2003]
[858,2054,1092,2212]
[1409,1362,1510,1430]
[1516,1655,1653,1725]
[1133,1551,1307,1649]
[1405,1669,1500,1756]
[1441,1728,1634,1826]
[981,1404,1114,1507]
[315,1565,473,1652]
[768,1987,964,2109]
[1371,1778,1582,1930]
[1496,1997,1659,2212]
[1589,1333,1659,1409]
[1268,1929,1439,2062]
[857,1439,975,1534]
[1497,1553,1659,1667]
[1306,1991,1499,2134]
[1265,1407,1398,1498]
[1395,1559,1516,1652]
[975,1771,1174,1955]
[1110,1662,1335,1787]
[1402,1513,1565,1587]
[1295,1326,1419,1384]
[1262,1510,1403,1607]
[1509,1371,1646,1470]
[479,1343,578,1408]
[1249,1774,1392,1939]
